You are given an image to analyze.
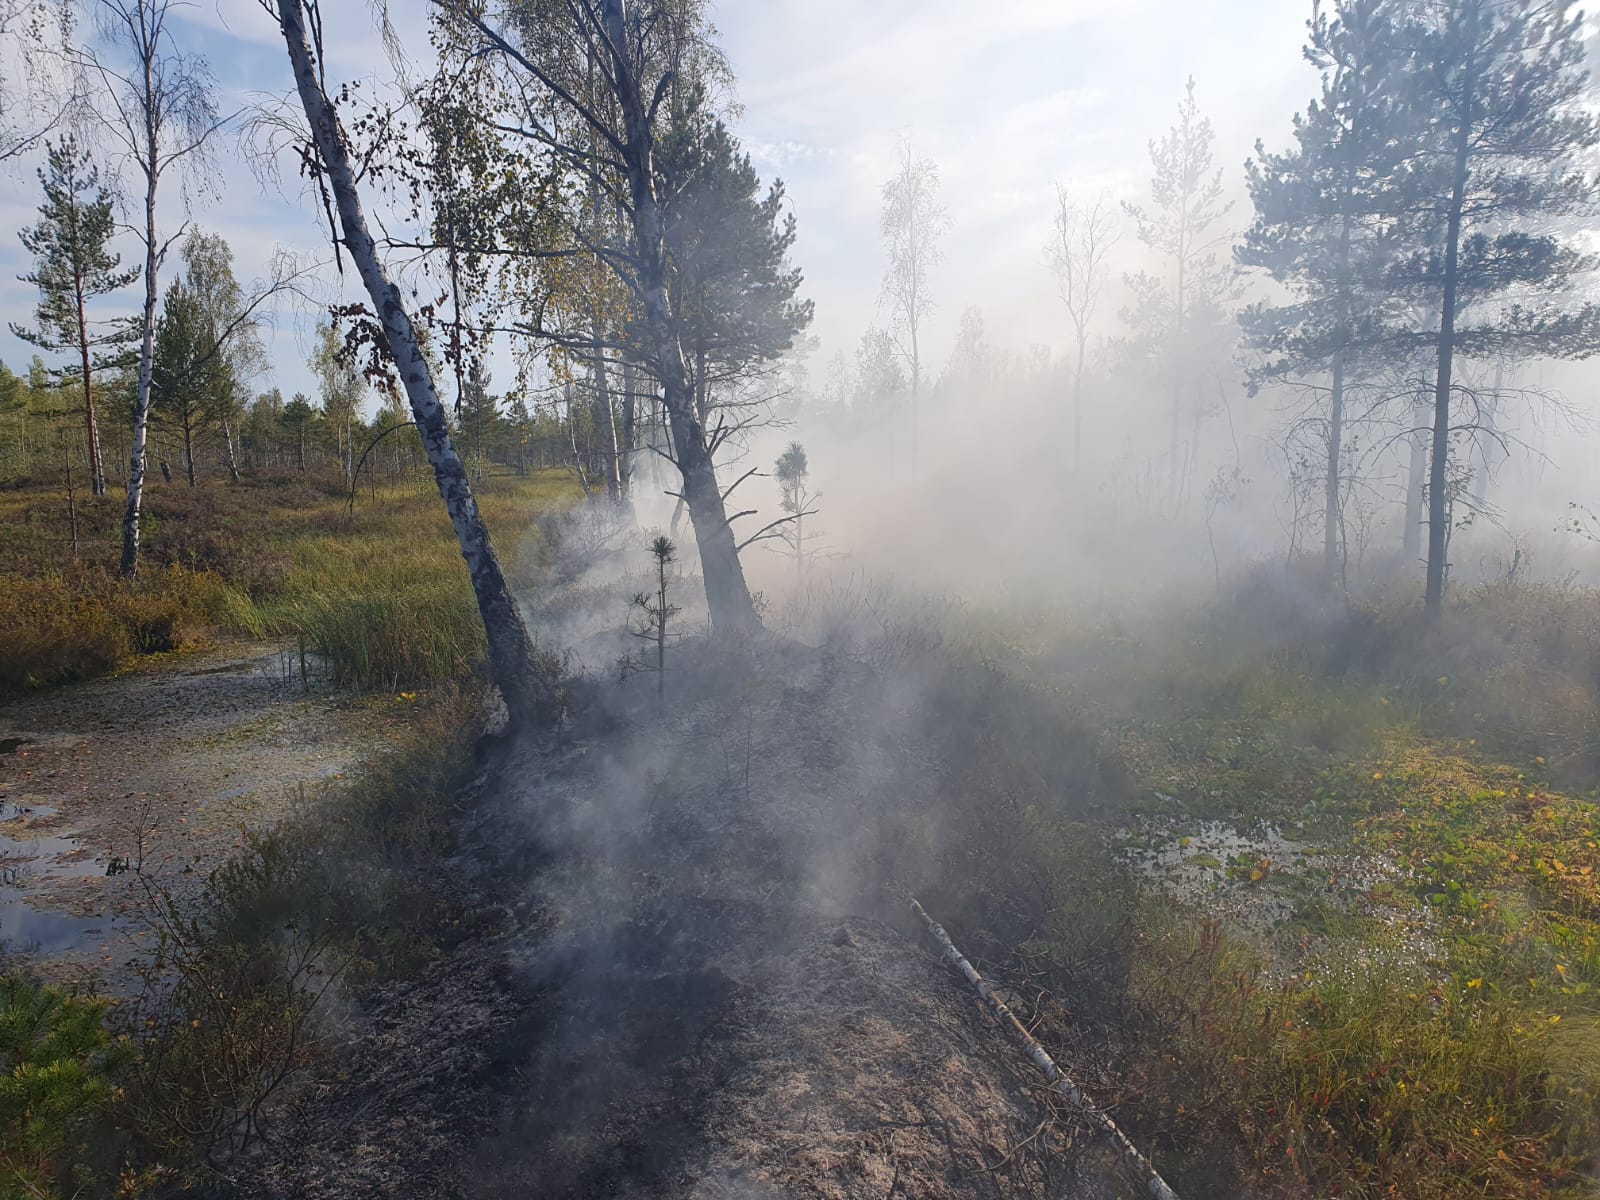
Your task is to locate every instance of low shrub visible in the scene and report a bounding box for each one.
[0,566,246,694]
[114,687,484,1178]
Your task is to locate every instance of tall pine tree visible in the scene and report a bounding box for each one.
[1399,0,1600,612]
[150,277,231,487]
[10,137,139,497]
[1239,0,1423,583]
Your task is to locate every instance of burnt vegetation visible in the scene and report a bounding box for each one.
[7,1,1600,1199]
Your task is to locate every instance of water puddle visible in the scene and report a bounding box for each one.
[1118,817,1406,933]
[0,737,30,757]
[0,805,114,954]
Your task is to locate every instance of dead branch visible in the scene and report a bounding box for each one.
[910,898,1179,1200]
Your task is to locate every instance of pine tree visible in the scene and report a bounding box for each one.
[1398,0,1600,612]
[659,100,815,426]
[1239,0,1422,583]
[9,136,140,497]
[457,357,501,483]
[279,393,316,472]
[151,277,232,487]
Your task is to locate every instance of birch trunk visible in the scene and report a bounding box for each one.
[275,0,553,725]
[119,87,161,577]
[222,414,240,482]
[619,359,636,499]
[590,348,622,502]
[599,0,757,633]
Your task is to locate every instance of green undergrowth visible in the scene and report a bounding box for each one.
[0,685,489,1196]
[0,471,576,696]
[947,574,1600,1198]
[0,979,131,1200]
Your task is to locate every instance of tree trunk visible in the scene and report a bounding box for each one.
[909,321,920,478]
[1404,401,1426,562]
[1323,348,1345,583]
[1425,74,1474,616]
[276,0,553,725]
[620,358,636,499]
[1170,243,1186,512]
[1471,362,1502,516]
[120,102,160,578]
[74,284,106,497]
[600,0,757,633]
[222,414,240,482]
[591,346,622,502]
[181,403,198,487]
[1072,331,1086,479]
[693,342,707,421]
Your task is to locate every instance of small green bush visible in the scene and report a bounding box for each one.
[0,977,129,1199]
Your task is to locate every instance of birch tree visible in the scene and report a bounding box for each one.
[79,0,225,576]
[262,0,554,725]
[0,1,73,163]
[437,0,770,633]
[1048,187,1118,476]
[311,319,362,488]
[880,137,946,477]
[1122,77,1235,510]
[179,230,264,483]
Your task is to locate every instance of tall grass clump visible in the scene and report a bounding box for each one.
[0,472,577,697]
[255,535,484,690]
[0,566,247,695]
[1123,908,1593,1199]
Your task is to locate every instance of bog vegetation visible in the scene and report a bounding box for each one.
[3,0,1600,1198]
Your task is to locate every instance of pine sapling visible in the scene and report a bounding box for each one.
[624,536,682,708]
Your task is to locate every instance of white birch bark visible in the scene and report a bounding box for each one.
[274,0,552,724]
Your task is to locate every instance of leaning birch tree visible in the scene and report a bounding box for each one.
[262,0,554,725]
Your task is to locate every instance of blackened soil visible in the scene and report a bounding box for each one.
[240,636,1128,1199]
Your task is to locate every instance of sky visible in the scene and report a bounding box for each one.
[0,0,1318,409]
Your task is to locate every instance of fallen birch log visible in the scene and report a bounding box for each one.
[909,897,1180,1200]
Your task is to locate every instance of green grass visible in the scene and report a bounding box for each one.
[0,470,577,696]
[938,576,1600,1199]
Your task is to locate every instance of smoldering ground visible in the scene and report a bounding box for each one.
[234,501,1166,1200]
